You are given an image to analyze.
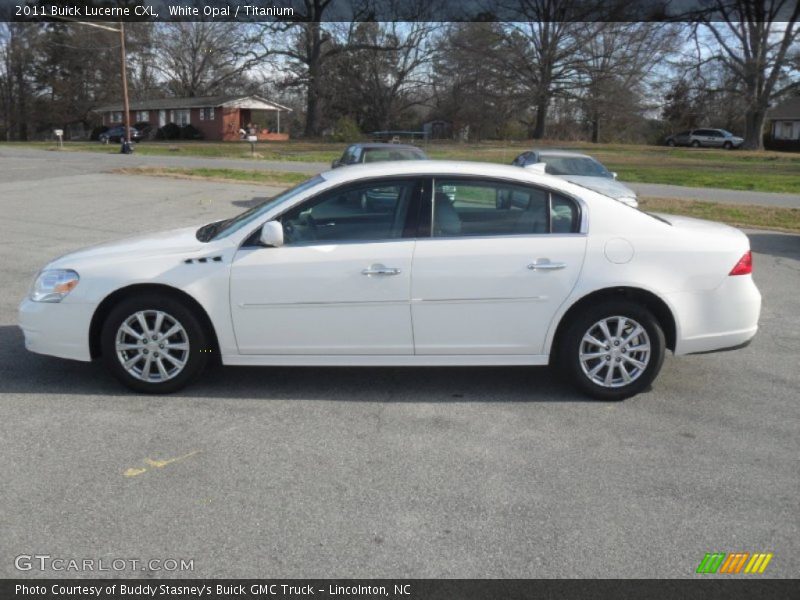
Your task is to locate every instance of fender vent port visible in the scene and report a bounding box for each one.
[184,256,223,264]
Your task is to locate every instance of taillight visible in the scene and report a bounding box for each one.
[729,250,753,276]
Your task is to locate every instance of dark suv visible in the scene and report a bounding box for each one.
[98,126,144,144]
[331,143,427,168]
[664,129,743,149]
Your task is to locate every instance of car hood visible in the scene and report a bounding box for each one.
[47,226,210,269]
[560,175,637,200]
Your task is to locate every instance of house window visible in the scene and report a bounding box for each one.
[170,109,190,126]
[135,111,149,122]
[110,111,123,123]
[199,107,215,121]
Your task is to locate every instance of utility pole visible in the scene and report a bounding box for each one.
[119,22,131,143]
[54,19,130,144]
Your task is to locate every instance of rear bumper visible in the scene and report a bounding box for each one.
[669,275,761,356]
[18,298,93,362]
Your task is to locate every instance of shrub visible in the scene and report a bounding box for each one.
[764,134,800,152]
[90,125,109,141]
[180,124,203,140]
[328,116,362,143]
[155,122,181,140]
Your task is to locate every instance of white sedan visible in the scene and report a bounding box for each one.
[18,161,761,400]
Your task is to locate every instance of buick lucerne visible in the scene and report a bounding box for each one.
[19,161,761,400]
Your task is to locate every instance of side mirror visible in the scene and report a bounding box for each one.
[331,159,340,168]
[259,221,284,247]
[611,172,618,180]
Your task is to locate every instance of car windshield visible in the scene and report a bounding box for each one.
[363,148,426,162]
[720,130,734,137]
[540,156,611,178]
[198,176,324,242]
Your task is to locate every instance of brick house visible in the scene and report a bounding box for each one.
[93,94,292,141]
[768,96,800,141]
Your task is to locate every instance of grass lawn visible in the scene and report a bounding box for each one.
[639,197,800,233]
[115,166,310,187]
[6,139,800,194]
[115,164,800,232]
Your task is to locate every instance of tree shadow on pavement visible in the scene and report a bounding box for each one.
[748,232,800,261]
[0,325,594,403]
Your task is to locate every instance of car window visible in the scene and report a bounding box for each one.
[363,148,426,163]
[211,176,324,240]
[280,179,417,244]
[427,179,553,237]
[540,156,611,178]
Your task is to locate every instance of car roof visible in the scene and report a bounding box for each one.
[319,159,579,193]
[526,149,594,159]
[350,143,424,151]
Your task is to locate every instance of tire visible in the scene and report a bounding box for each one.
[691,140,701,148]
[723,141,732,150]
[666,139,675,147]
[100,293,211,394]
[558,300,666,401]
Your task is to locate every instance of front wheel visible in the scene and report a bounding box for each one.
[691,140,701,148]
[666,139,675,147]
[723,141,732,150]
[100,294,210,393]
[559,301,665,400]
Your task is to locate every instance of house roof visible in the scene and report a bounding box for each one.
[92,94,292,113]
[768,96,800,120]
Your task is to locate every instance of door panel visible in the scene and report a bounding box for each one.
[411,237,586,354]
[411,178,586,355]
[231,241,414,354]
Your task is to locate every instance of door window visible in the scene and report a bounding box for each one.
[280,179,418,244]
[425,179,579,237]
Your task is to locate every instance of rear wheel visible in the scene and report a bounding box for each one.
[666,139,676,147]
[559,301,665,400]
[100,294,210,393]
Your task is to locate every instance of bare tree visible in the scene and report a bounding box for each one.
[693,0,800,149]
[577,22,683,142]
[151,22,265,97]
[258,0,434,136]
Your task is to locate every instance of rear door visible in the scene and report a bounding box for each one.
[410,177,587,355]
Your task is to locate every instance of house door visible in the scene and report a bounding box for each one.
[158,110,166,127]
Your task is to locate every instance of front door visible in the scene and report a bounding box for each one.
[230,178,421,354]
[411,178,587,355]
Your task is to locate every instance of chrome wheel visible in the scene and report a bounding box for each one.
[579,316,651,389]
[115,310,190,383]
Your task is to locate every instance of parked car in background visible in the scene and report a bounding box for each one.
[664,129,744,149]
[98,126,144,144]
[19,161,760,400]
[512,150,638,207]
[332,143,427,168]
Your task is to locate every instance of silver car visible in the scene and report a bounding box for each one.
[512,150,638,207]
[665,129,744,149]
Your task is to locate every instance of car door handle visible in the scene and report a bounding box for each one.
[528,260,566,271]
[362,264,402,276]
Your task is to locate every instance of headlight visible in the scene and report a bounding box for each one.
[30,269,80,302]
[618,196,639,207]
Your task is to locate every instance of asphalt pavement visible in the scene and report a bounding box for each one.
[0,150,798,578]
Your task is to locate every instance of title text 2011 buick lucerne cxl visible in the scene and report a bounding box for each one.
[19,161,761,400]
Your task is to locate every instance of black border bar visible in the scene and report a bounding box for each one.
[2,0,799,23]
[3,579,800,600]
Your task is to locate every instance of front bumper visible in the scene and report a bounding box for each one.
[669,275,761,356]
[18,298,94,362]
